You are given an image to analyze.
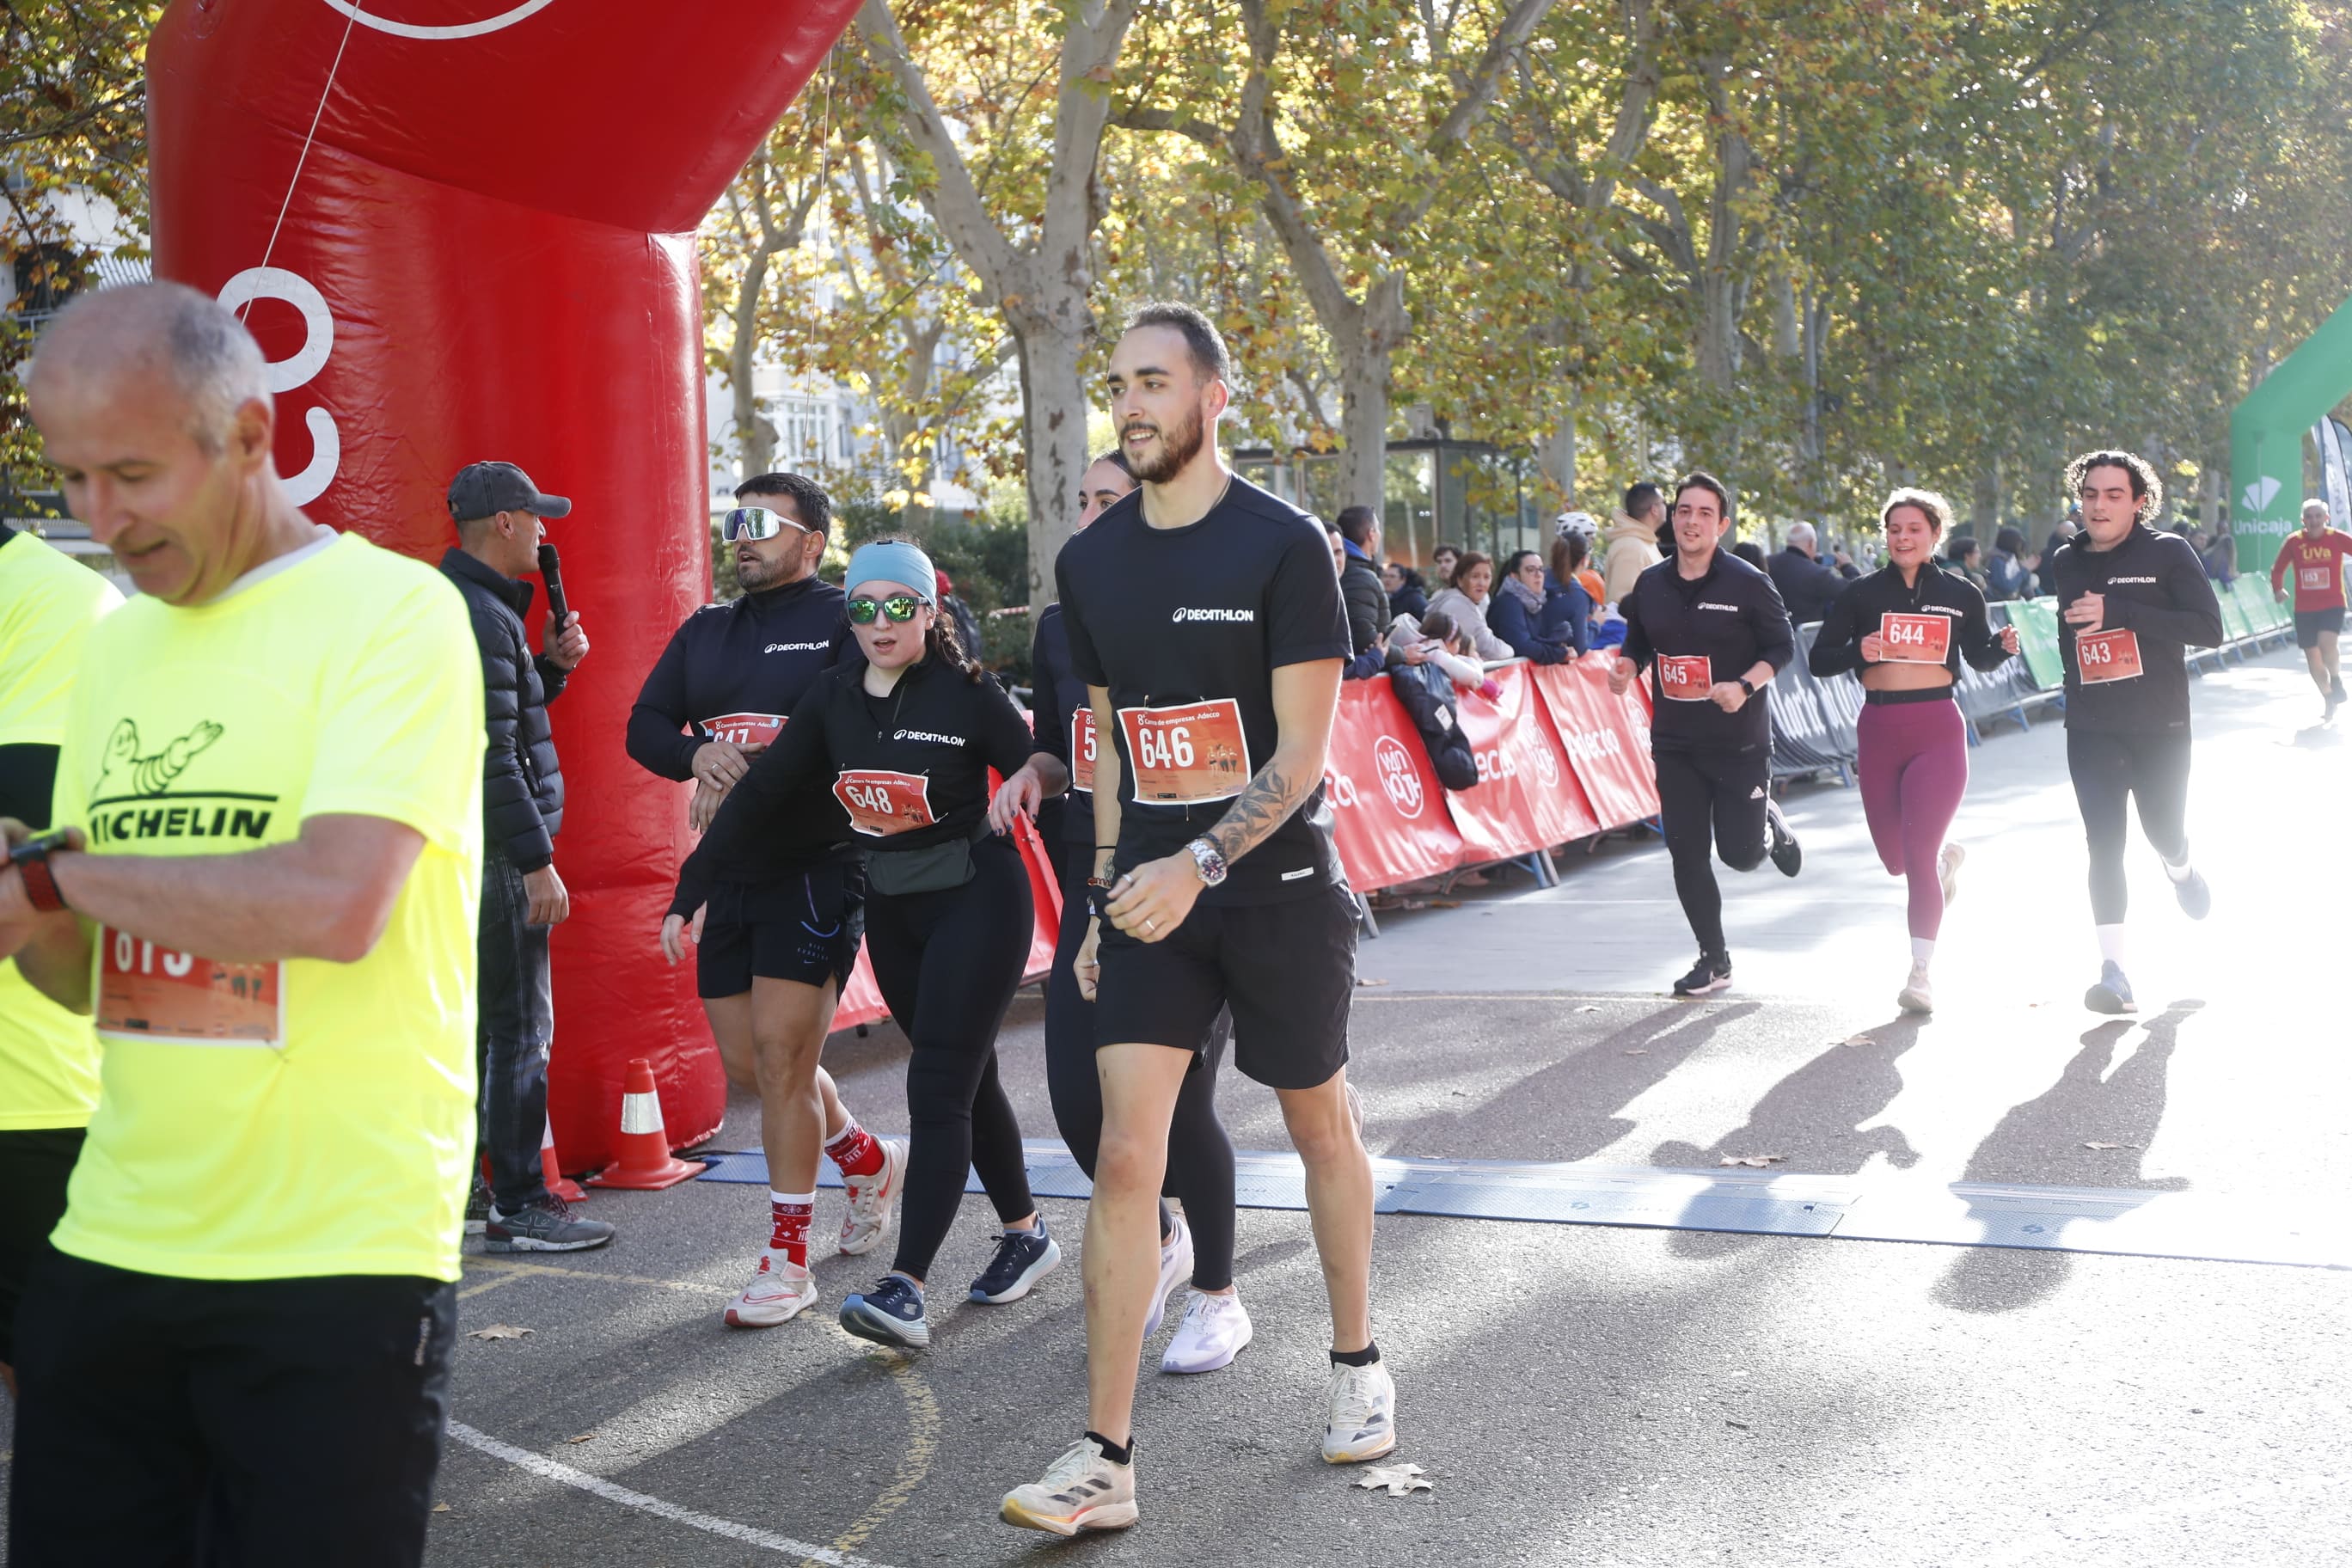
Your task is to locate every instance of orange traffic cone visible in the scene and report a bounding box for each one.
[588,1057,707,1190]
[542,1113,586,1204]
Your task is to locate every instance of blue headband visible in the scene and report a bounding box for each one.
[845,541,936,601]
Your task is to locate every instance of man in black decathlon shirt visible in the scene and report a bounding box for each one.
[1000,304,1390,1540]
[1610,470,1802,998]
[628,473,903,1334]
[2049,449,2222,1016]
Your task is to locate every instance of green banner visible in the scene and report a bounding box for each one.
[2004,598,2067,691]
[2233,574,2283,632]
[2218,590,2253,645]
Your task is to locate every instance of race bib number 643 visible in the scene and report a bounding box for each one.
[2076,628,2143,684]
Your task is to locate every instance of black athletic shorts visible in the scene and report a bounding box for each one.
[2294,606,2344,648]
[696,859,867,999]
[0,1124,84,1365]
[1094,885,1356,1091]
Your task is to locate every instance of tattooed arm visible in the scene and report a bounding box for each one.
[1101,658,1344,944]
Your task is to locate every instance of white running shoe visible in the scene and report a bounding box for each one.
[723,1249,818,1328]
[1161,1289,1253,1374]
[1897,962,1933,1015]
[1939,842,1966,909]
[1142,1210,1195,1338]
[1001,1437,1138,1535]
[1322,1358,1397,1463]
[837,1137,907,1257]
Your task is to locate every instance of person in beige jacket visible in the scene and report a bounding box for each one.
[1602,481,1666,606]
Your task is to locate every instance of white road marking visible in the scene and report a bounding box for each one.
[445,1422,900,1567]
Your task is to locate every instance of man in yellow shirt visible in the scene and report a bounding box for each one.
[1,283,482,1564]
[0,520,119,1395]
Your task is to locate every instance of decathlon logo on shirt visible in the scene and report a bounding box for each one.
[1172,607,1255,624]
[764,640,830,654]
[2106,576,2158,585]
[892,728,966,746]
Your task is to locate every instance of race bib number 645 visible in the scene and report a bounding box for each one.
[1657,655,1712,701]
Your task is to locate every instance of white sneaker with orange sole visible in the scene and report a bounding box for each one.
[838,1136,907,1257]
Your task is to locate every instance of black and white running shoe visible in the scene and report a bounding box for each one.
[841,1274,930,1349]
[970,1216,1062,1304]
[2084,960,2138,1016]
[1766,798,1802,877]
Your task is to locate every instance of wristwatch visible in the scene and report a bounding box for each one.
[9,830,74,914]
[1737,677,1758,697]
[1185,837,1229,888]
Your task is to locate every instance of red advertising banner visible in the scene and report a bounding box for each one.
[832,815,1063,1033]
[1533,660,1661,829]
[1442,663,1598,860]
[1322,680,1469,891]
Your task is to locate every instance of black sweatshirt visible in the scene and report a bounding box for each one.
[628,574,857,879]
[1619,548,1797,753]
[2049,524,2225,734]
[671,655,1033,916]
[1810,563,2013,682]
[1026,603,1094,849]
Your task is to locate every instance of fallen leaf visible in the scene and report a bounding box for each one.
[1356,1462,1433,1497]
[1840,1035,1875,1046]
[432,1504,451,1514]
[1718,1155,1786,1168]
[468,1324,533,1341]
[2082,1142,2138,1151]
[1725,1420,1751,1430]
[567,1433,597,1444]
[1354,977,1391,988]
[1576,1004,1602,1014]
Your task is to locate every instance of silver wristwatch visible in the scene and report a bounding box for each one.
[1185,837,1229,888]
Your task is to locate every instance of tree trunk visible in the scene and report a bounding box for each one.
[1539,406,1577,509]
[1013,315,1093,607]
[1332,271,1406,513]
[730,248,776,480]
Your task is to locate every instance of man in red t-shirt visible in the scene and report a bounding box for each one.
[2271,499,2352,716]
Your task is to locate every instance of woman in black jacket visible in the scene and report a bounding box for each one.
[669,539,1059,1351]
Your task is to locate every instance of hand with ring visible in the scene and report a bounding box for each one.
[1103,851,1205,944]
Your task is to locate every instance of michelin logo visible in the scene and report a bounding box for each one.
[1173,608,1255,623]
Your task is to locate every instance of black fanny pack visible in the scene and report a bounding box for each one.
[866,821,989,897]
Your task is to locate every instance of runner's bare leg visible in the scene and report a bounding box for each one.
[1275,1067,1374,1352]
[1086,1042,1194,1445]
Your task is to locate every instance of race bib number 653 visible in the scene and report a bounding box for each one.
[1117,699,1253,804]
[1070,708,1097,793]
[96,928,283,1047]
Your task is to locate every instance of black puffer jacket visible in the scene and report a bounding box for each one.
[441,548,566,870]
[1339,552,1387,654]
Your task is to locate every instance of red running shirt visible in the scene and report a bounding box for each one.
[2271,530,2352,612]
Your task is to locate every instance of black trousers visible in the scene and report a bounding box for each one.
[0,1125,83,1366]
[1045,840,1238,1293]
[9,1253,456,1567]
[2067,727,2192,925]
[863,833,1038,1283]
[1653,746,1770,960]
[475,852,552,1212]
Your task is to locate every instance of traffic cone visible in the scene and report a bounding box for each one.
[587,1057,707,1190]
[541,1113,586,1204]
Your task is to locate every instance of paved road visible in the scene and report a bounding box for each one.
[10,651,2350,1565]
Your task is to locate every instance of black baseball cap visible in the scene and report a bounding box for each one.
[447,461,572,523]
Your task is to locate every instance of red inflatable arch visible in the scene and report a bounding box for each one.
[146,0,862,1168]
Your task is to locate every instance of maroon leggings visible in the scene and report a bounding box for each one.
[1856,695,1969,940]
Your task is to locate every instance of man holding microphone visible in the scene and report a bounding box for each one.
[440,461,614,1253]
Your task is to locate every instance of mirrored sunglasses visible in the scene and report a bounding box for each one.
[723,506,814,543]
[847,595,929,625]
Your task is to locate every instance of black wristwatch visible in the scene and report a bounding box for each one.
[1737,677,1758,697]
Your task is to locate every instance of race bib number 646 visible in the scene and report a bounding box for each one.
[1117,699,1253,804]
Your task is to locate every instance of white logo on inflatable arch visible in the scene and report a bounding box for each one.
[2243,475,2282,513]
[317,0,556,40]
[217,266,338,508]
[1371,735,1425,819]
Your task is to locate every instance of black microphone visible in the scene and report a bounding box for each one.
[537,542,570,629]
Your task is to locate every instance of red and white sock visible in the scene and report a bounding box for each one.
[824,1118,885,1179]
[769,1191,814,1269]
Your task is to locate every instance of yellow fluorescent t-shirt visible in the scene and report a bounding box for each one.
[47,534,484,1283]
[0,530,121,1130]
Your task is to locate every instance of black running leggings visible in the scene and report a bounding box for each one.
[1045,841,1237,1293]
[862,832,1037,1283]
[1653,746,1770,960]
[2066,728,2191,926]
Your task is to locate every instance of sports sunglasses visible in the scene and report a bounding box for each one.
[847,594,930,625]
[722,506,816,542]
